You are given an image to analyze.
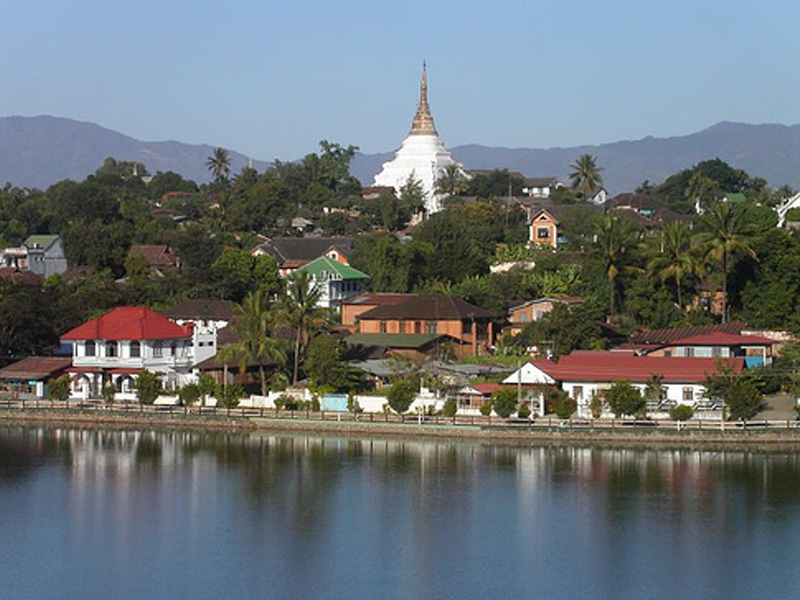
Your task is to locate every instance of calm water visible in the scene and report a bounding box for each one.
[2,428,800,600]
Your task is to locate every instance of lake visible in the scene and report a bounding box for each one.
[2,426,800,600]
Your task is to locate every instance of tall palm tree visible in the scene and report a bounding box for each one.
[284,271,326,385]
[648,221,698,310]
[569,154,604,198]
[225,289,287,395]
[685,171,720,213]
[206,147,231,184]
[595,214,639,315]
[696,202,757,322]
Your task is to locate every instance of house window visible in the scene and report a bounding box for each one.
[106,341,118,357]
[379,321,387,334]
[519,312,529,323]
[711,347,722,358]
[153,341,163,358]
[85,341,96,357]
[685,347,695,357]
[426,322,438,335]
[130,341,140,358]
[683,387,694,402]
[399,321,406,334]
[537,227,550,239]
[534,310,545,320]
[664,350,672,357]
[414,321,422,334]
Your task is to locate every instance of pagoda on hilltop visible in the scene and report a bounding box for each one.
[373,63,466,214]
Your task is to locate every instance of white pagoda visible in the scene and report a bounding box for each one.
[373,63,466,214]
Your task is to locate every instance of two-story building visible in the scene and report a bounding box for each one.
[296,255,369,310]
[61,306,195,400]
[0,234,68,278]
[160,299,234,366]
[507,297,584,336]
[354,294,494,357]
[528,209,559,248]
[252,237,355,277]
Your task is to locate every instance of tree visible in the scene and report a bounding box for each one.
[206,147,232,184]
[178,383,201,406]
[704,364,762,422]
[594,214,640,315]
[284,270,326,385]
[135,370,161,405]
[604,380,645,418]
[569,154,603,197]
[48,375,71,402]
[102,382,116,406]
[434,164,469,198]
[697,202,757,322]
[491,387,519,418]
[648,221,698,309]
[225,290,288,395]
[387,378,418,413]
[685,171,720,212]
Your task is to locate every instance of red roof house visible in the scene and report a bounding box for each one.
[62,306,193,341]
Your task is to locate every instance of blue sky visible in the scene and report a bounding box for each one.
[2,0,799,161]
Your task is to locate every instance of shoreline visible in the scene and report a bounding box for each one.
[3,408,800,451]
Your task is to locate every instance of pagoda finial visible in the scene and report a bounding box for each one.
[410,61,437,136]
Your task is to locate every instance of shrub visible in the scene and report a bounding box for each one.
[589,392,604,419]
[491,388,519,418]
[102,383,116,405]
[310,395,321,412]
[48,375,71,402]
[388,379,418,413]
[669,404,694,421]
[217,383,246,408]
[135,370,161,405]
[441,399,458,418]
[179,383,201,406]
[554,396,577,419]
[517,403,531,419]
[605,380,646,417]
[479,399,493,416]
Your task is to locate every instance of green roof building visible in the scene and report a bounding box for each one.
[296,255,369,309]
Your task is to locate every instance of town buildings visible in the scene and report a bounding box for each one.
[0,234,68,278]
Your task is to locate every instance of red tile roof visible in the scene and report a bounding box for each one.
[668,332,775,346]
[0,357,72,380]
[358,295,492,320]
[470,383,502,395]
[61,306,192,341]
[533,352,743,384]
[631,322,747,345]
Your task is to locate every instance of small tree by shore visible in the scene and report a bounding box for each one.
[605,380,646,418]
[135,370,161,405]
[48,376,71,402]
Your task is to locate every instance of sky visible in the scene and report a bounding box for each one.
[2,0,799,161]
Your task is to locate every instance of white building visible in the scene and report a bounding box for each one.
[62,306,196,401]
[373,63,467,214]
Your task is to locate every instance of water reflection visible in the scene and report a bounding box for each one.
[2,427,800,600]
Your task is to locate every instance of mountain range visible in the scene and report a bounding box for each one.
[2,115,799,194]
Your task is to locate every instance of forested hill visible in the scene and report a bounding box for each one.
[351,122,800,194]
[0,115,268,188]
[2,115,800,193]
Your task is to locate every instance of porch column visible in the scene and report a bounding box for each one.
[488,321,494,348]
[471,321,477,355]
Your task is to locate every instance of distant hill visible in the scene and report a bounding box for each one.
[351,122,800,194]
[2,115,799,194]
[0,115,268,189]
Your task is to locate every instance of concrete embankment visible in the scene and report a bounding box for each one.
[4,408,800,451]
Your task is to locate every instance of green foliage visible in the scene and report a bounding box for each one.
[48,375,70,402]
[178,383,201,406]
[491,387,519,418]
[704,364,763,421]
[441,398,458,418]
[102,383,116,405]
[604,380,645,418]
[212,248,280,302]
[350,233,432,293]
[479,399,493,416]
[569,154,604,197]
[0,279,58,356]
[589,391,604,419]
[387,378,418,413]
[135,370,161,405]
[554,395,577,419]
[516,299,607,358]
[669,404,694,421]
[517,402,531,419]
[464,169,525,199]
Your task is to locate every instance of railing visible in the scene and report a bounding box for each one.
[0,396,798,432]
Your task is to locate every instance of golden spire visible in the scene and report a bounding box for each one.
[409,61,438,136]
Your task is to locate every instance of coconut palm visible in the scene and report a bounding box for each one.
[434,164,469,197]
[224,289,288,395]
[595,214,640,315]
[696,202,757,322]
[569,154,604,198]
[648,221,699,310]
[206,147,231,184]
[284,270,327,385]
[685,171,720,213]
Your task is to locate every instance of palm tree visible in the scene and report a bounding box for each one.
[569,154,604,198]
[434,164,469,197]
[284,270,326,385]
[648,221,698,310]
[685,171,720,213]
[595,214,639,315]
[225,289,288,395]
[696,202,757,322]
[206,147,231,184]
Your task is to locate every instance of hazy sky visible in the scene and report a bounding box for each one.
[3,0,799,161]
